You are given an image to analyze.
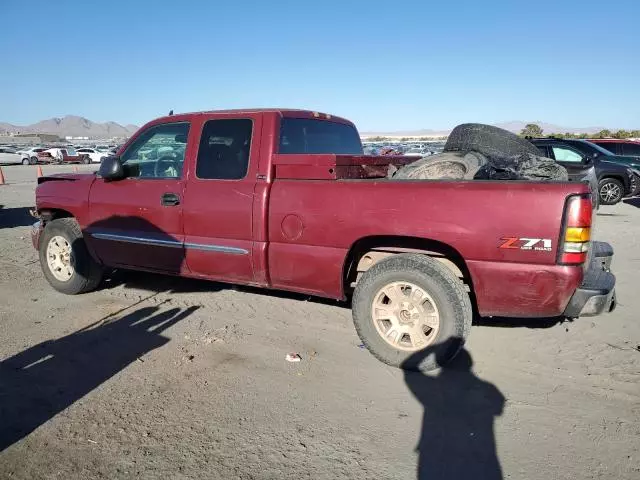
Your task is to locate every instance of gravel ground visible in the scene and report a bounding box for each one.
[1,164,639,480]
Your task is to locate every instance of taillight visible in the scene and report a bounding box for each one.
[558,195,593,265]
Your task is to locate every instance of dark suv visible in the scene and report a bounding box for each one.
[529,138,637,205]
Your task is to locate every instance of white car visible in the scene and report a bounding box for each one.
[404,148,434,157]
[15,147,46,164]
[0,147,28,165]
[75,148,106,163]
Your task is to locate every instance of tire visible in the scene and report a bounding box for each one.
[444,123,540,160]
[30,156,38,165]
[393,152,486,180]
[83,156,91,164]
[598,178,624,205]
[39,218,103,294]
[629,173,640,197]
[352,254,472,372]
[22,158,30,165]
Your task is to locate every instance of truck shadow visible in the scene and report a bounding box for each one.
[403,338,505,479]
[0,305,199,452]
[99,271,567,328]
[99,269,348,309]
[0,206,34,229]
[473,316,562,329]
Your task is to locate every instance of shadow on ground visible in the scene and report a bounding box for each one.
[0,206,34,229]
[100,269,349,309]
[0,304,199,452]
[403,339,504,479]
[101,270,567,330]
[623,197,640,208]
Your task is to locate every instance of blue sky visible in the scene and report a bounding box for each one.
[1,0,639,131]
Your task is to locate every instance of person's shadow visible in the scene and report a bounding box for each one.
[402,338,505,480]
[0,304,199,452]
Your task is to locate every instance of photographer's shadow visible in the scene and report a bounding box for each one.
[403,339,505,480]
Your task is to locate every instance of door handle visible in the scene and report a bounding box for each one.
[161,192,180,206]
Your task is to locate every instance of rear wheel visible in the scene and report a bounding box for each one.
[30,156,38,165]
[352,254,472,372]
[598,178,624,205]
[83,155,91,164]
[39,218,103,294]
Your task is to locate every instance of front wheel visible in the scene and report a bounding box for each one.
[352,254,472,372]
[22,158,30,165]
[598,178,624,205]
[39,218,103,294]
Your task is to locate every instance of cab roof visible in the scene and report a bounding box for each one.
[153,108,354,126]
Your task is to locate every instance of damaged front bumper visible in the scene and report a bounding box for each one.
[31,220,43,250]
[563,241,616,318]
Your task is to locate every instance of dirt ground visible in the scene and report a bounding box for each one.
[0,164,638,480]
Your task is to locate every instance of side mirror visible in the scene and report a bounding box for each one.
[98,156,125,181]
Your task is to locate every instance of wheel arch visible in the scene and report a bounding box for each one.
[38,208,75,224]
[342,235,476,303]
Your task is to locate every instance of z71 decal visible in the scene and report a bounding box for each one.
[499,237,552,252]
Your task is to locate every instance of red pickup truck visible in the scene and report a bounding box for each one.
[31,109,616,371]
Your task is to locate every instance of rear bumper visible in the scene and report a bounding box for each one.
[563,241,616,318]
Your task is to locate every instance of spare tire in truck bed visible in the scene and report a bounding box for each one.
[444,123,541,160]
[391,152,487,180]
[390,123,569,182]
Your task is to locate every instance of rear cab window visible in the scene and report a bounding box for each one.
[278,118,363,154]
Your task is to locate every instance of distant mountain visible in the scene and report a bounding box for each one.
[361,121,611,138]
[0,116,138,138]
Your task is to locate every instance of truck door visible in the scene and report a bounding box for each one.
[85,121,191,273]
[181,115,261,283]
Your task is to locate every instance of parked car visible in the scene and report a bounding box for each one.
[75,148,106,164]
[530,138,637,205]
[44,147,89,164]
[404,148,434,157]
[588,139,640,159]
[31,109,616,371]
[16,147,46,165]
[0,147,27,165]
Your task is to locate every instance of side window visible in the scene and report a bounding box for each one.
[196,119,252,180]
[622,143,640,156]
[535,145,549,157]
[552,146,583,163]
[594,142,617,154]
[120,122,190,179]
